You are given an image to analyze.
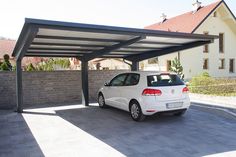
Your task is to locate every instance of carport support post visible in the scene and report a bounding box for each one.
[16,58,23,113]
[81,60,89,106]
[131,61,139,71]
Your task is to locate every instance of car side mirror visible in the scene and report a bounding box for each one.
[104,82,110,86]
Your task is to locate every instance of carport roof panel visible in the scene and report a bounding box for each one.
[12,18,218,61]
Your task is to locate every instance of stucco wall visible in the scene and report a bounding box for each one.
[152,4,236,79]
[0,70,127,109]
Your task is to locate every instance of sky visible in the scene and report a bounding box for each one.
[0,0,235,39]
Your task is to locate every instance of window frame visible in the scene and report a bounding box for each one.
[147,74,184,87]
[124,73,140,86]
[213,11,217,17]
[229,59,235,73]
[203,58,209,70]
[219,33,224,53]
[109,73,128,86]
[166,60,172,71]
[219,58,225,70]
[203,32,209,53]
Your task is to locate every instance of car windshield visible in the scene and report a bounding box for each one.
[147,74,184,87]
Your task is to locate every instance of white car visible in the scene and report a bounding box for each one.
[98,72,190,121]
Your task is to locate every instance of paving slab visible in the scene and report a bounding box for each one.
[0,103,236,157]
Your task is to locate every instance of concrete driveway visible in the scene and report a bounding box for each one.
[0,103,236,157]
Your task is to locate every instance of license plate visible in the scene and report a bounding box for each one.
[166,102,183,109]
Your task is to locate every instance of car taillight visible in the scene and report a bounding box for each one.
[182,87,189,93]
[142,89,162,96]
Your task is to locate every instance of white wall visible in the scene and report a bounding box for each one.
[148,4,236,79]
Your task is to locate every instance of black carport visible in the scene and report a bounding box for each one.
[12,18,217,113]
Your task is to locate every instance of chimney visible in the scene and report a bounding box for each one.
[161,13,167,23]
[192,0,202,13]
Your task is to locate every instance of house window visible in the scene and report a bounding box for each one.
[213,11,217,17]
[229,59,235,73]
[219,33,224,53]
[203,59,209,70]
[219,59,225,69]
[166,60,172,71]
[203,32,209,53]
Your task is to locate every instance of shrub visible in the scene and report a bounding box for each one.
[189,72,236,96]
[26,63,36,71]
[0,54,12,71]
[35,58,70,71]
[0,62,9,71]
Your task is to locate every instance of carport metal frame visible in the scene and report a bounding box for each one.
[12,18,217,113]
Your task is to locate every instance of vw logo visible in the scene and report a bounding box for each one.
[171,89,175,94]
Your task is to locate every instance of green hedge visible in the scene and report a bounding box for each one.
[189,72,236,96]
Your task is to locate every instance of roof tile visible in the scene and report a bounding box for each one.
[145,1,222,33]
[0,39,16,59]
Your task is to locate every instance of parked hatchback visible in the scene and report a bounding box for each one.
[98,72,190,121]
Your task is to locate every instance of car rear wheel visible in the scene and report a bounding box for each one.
[130,101,145,121]
[98,94,107,108]
[174,110,186,116]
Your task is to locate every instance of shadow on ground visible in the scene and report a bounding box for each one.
[0,111,44,157]
[56,105,236,157]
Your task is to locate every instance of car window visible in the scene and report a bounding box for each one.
[110,74,127,86]
[124,74,140,86]
[147,74,184,87]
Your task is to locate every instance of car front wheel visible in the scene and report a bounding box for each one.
[130,101,145,121]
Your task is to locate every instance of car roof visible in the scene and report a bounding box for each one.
[118,71,177,76]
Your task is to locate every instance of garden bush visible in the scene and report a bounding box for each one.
[189,72,236,96]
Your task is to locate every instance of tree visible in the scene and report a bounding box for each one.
[170,57,184,79]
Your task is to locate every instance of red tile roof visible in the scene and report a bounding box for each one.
[0,39,43,66]
[0,39,16,59]
[145,1,222,33]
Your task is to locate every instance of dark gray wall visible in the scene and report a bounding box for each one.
[0,70,127,109]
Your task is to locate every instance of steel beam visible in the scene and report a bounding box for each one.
[16,26,38,60]
[125,41,212,62]
[131,61,139,71]
[81,60,89,106]
[29,18,217,40]
[83,36,145,61]
[16,59,23,113]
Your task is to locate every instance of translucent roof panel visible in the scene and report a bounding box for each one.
[12,18,217,60]
[33,38,117,46]
[38,28,136,41]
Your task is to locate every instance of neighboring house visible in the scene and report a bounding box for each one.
[92,58,130,70]
[69,58,130,70]
[0,39,16,65]
[69,57,81,70]
[0,39,47,68]
[144,0,236,79]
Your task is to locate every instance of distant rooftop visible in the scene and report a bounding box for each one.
[145,1,222,33]
[0,39,16,59]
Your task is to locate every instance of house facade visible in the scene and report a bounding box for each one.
[0,39,16,65]
[91,58,130,70]
[144,0,236,79]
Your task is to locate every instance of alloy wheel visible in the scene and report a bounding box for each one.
[131,103,140,119]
